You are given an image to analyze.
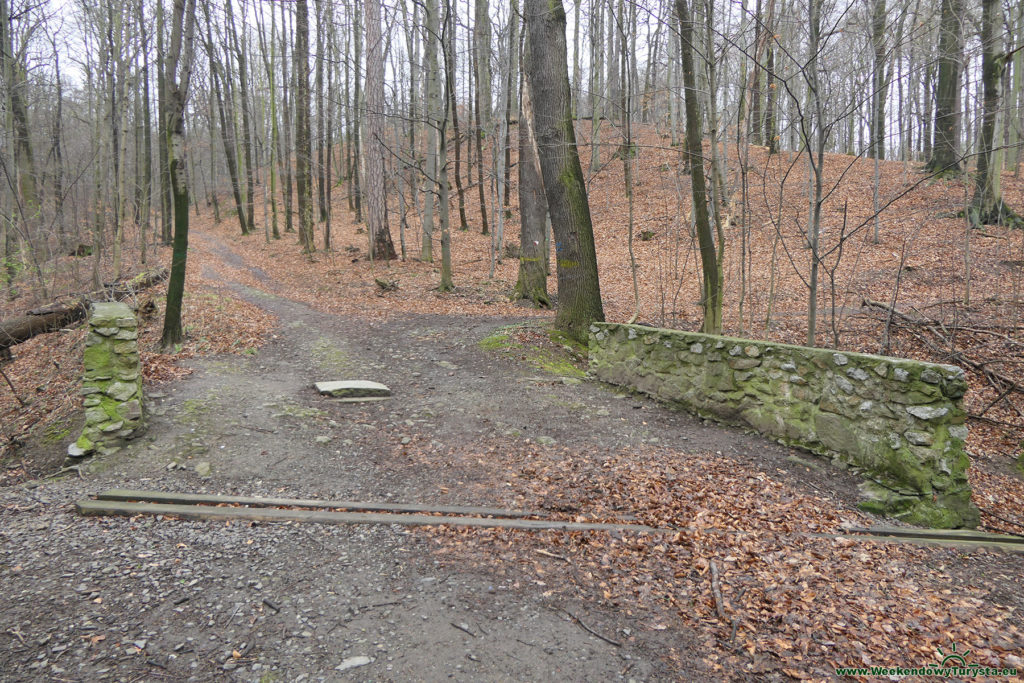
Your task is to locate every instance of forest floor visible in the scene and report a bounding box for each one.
[0,222,1020,680]
[2,127,1024,679]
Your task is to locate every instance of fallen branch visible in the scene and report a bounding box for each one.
[967,414,1024,430]
[709,559,727,621]
[0,267,168,360]
[560,609,622,647]
[0,364,26,406]
[450,622,477,638]
[862,298,1024,401]
[535,548,569,562]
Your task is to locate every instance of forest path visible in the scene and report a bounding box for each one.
[0,228,870,681]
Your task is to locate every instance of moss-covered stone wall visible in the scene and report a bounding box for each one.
[589,323,979,529]
[67,302,144,460]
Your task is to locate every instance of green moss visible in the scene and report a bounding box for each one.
[83,344,112,369]
[42,421,71,444]
[310,338,353,374]
[480,324,586,378]
[898,500,969,529]
[478,331,515,351]
[176,396,217,425]
[531,353,586,378]
[272,401,325,419]
[99,395,122,420]
[547,328,587,355]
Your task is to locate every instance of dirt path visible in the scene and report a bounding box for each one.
[0,230,936,681]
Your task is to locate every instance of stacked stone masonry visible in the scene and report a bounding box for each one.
[589,323,979,528]
[68,302,145,459]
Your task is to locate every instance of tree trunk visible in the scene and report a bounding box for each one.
[422,0,441,263]
[280,0,295,233]
[869,0,888,160]
[515,25,550,308]
[295,0,315,252]
[227,0,256,235]
[204,11,249,236]
[524,0,604,342]
[364,0,397,260]
[315,0,328,224]
[925,0,964,174]
[160,0,197,350]
[445,1,469,231]
[675,0,723,334]
[971,0,1019,225]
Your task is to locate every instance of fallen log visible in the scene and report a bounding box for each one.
[0,267,168,361]
[0,304,87,361]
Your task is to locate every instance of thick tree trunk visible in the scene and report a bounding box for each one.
[515,28,550,308]
[421,0,441,263]
[315,0,328,224]
[295,0,315,252]
[364,0,397,260]
[869,0,888,160]
[524,0,604,341]
[925,0,964,175]
[971,0,1019,225]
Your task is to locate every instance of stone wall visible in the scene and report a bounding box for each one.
[589,323,979,528]
[68,302,145,460]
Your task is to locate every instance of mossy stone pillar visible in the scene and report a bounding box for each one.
[67,302,144,459]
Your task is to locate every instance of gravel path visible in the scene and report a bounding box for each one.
[0,232,875,682]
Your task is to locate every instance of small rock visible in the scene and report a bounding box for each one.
[314,436,331,444]
[906,405,948,421]
[194,461,212,477]
[904,430,933,446]
[536,436,556,445]
[105,382,138,402]
[315,380,391,398]
[336,656,373,672]
[846,368,869,381]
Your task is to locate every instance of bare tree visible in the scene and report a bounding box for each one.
[160,0,197,349]
[364,0,396,260]
[514,17,550,307]
[524,0,604,341]
[675,0,723,334]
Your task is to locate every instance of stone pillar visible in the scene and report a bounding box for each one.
[67,302,145,460]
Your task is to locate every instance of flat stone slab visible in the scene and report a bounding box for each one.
[315,380,391,398]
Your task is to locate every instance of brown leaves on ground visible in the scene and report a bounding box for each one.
[3,122,1024,677]
[425,442,1024,679]
[0,237,275,476]
[190,126,1024,542]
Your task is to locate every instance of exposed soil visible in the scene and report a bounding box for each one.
[2,230,1022,682]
